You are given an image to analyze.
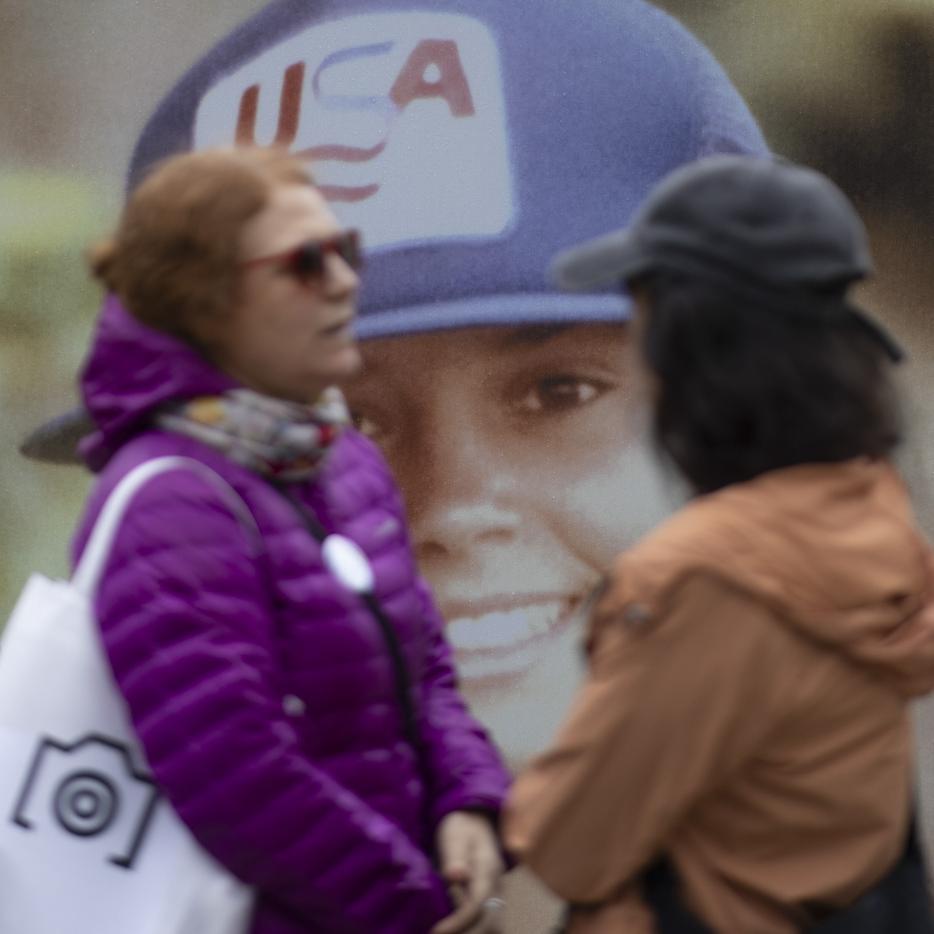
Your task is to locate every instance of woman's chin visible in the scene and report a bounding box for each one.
[456,622,587,770]
[325,346,364,386]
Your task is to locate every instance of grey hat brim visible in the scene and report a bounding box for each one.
[552,230,650,292]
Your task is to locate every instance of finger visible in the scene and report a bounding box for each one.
[433,877,491,934]
[463,895,506,934]
[465,846,503,907]
[435,826,504,933]
[439,834,472,885]
[431,877,475,934]
[441,856,471,885]
[431,899,486,934]
[439,881,490,934]
[447,880,467,909]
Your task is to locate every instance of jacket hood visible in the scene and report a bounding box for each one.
[604,459,934,697]
[79,294,236,471]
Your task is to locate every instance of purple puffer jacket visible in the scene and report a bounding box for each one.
[72,296,510,934]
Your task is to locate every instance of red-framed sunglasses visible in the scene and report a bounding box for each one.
[241,229,363,284]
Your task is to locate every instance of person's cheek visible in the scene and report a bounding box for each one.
[542,404,679,569]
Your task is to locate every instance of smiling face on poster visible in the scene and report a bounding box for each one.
[347,323,672,764]
[128,0,768,777]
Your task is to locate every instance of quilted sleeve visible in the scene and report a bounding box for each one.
[337,431,509,832]
[86,469,450,933]
[413,575,511,831]
[348,433,510,832]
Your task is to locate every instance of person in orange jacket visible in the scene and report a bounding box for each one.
[504,156,934,933]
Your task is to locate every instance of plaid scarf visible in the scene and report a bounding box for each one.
[156,387,349,481]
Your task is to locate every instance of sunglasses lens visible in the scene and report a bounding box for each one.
[290,243,325,281]
[279,231,363,285]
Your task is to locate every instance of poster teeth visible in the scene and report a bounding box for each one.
[448,604,562,653]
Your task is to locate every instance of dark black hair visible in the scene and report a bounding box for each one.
[632,272,902,495]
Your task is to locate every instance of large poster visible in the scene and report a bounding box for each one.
[3,1,934,931]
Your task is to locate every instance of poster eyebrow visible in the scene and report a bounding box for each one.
[501,324,574,347]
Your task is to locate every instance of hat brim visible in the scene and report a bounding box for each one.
[355,291,631,339]
[551,230,650,292]
[19,406,94,465]
[844,303,905,364]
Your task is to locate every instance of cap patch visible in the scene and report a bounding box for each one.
[194,12,515,250]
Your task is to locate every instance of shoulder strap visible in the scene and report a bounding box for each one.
[72,456,256,599]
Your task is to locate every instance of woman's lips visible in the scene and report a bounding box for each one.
[320,317,354,338]
[444,595,582,685]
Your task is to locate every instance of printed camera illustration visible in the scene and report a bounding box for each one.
[10,733,161,869]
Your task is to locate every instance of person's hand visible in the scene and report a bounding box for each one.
[431,811,505,934]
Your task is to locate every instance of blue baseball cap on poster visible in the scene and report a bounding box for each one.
[21,0,768,462]
[128,0,769,337]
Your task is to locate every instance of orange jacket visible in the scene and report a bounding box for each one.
[505,459,934,933]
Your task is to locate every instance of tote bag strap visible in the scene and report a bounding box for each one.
[72,456,257,599]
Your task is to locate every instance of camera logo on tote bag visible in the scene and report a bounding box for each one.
[10,733,159,869]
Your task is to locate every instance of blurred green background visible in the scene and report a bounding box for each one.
[1,0,933,611]
[0,2,265,607]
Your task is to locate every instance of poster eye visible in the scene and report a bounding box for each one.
[517,377,607,414]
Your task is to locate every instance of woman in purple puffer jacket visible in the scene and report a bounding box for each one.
[71,147,510,934]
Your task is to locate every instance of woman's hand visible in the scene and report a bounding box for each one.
[431,811,506,934]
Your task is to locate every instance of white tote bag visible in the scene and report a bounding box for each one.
[0,456,255,934]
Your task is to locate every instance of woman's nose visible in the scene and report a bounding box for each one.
[323,252,359,299]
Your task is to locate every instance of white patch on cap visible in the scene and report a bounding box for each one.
[194,13,515,250]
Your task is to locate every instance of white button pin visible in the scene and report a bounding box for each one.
[321,534,375,594]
